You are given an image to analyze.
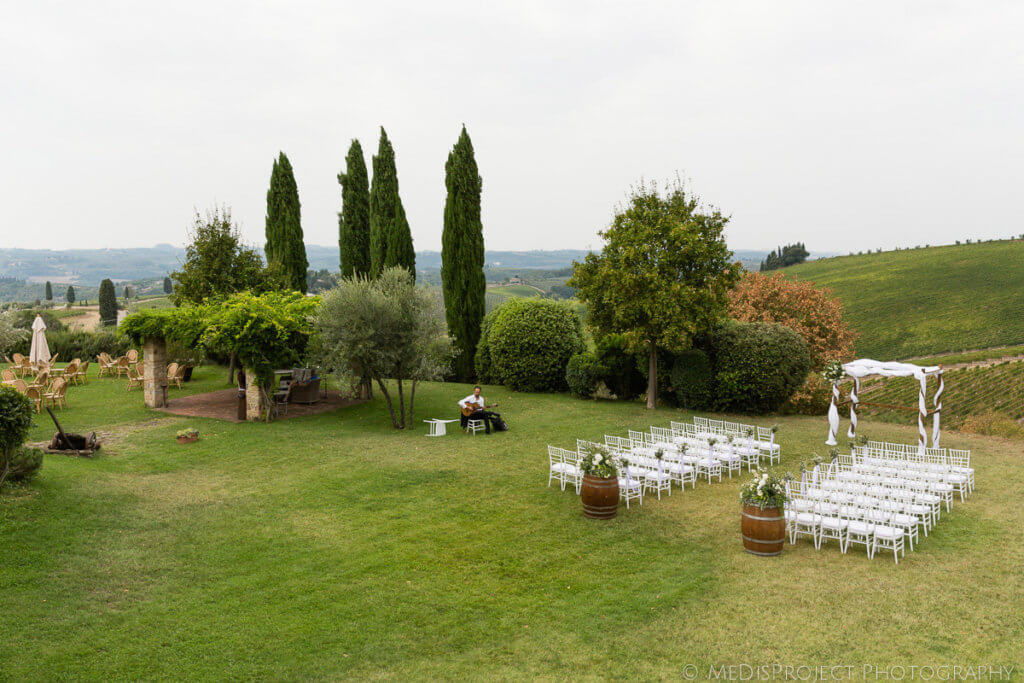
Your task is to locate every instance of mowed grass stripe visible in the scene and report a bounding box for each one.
[1,366,1022,677]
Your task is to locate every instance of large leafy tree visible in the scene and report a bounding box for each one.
[369,128,415,278]
[265,152,308,292]
[569,180,741,409]
[441,125,486,381]
[170,207,272,306]
[338,139,371,278]
[314,268,451,429]
[98,278,118,326]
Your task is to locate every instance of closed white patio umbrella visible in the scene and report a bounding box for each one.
[29,315,51,364]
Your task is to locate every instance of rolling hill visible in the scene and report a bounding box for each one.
[785,239,1024,360]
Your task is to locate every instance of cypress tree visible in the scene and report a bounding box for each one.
[163,276,173,294]
[123,286,131,300]
[98,279,117,326]
[369,128,415,278]
[441,125,486,381]
[338,139,371,277]
[44,281,53,301]
[265,152,309,292]
[66,285,75,304]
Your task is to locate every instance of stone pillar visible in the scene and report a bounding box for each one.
[143,337,168,408]
[245,369,264,421]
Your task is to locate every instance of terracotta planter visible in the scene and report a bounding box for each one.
[740,503,785,556]
[176,435,199,445]
[581,474,619,519]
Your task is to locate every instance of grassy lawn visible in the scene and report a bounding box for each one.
[785,240,1024,359]
[1,364,1022,679]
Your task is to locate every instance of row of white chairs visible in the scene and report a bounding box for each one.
[855,442,974,492]
[692,416,781,463]
[785,447,976,563]
[547,417,772,508]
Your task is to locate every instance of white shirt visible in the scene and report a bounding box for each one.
[459,394,485,410]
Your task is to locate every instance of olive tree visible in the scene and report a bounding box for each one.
[314,267,452,429]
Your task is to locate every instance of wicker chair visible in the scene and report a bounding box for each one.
[97,353,117,377]
[166,362,186,389]
[43,377,68,410]
[29,369,50,392]
[11,379,28,394]
[1,368,16,385]
[24,386,43,413]
[74,360,90,385]
[126,364,144,391]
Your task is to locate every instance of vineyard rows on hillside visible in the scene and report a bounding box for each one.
[785,240,1024,359]
[856,359,1024,427]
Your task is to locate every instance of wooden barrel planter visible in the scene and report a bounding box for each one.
[581,474,619,519]
[741,504,785,556]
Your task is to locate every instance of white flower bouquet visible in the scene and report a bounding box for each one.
[739,469,788,510]
[580,444,619,479]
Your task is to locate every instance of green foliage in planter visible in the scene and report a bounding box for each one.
[670,348,715,410]
[566,352,607,399]
[707,320,812,414]
[176,428,199,439]
[479,298,584,393]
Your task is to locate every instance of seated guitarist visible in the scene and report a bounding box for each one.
[458,385,499,434]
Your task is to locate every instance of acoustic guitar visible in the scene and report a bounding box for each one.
[461,402,498,418]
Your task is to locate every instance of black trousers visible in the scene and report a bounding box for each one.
[461,410,498,433]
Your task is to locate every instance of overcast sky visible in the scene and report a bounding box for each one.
[3,1,1023,254]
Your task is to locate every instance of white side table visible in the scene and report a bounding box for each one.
[424,419,459,436]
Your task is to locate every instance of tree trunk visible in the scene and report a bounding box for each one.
[375,378,400,428]
[408,381,417,430]
[646,342,657,410]
[396,379,406,429]
[227,352,237,385]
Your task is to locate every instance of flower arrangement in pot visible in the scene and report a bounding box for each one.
[176,427,199,444]
[739,469,789,557]
[579,444,620,520]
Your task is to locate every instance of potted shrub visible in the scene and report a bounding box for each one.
[579,444,619,519]
[176,427,199,444]
[739,469,789,557]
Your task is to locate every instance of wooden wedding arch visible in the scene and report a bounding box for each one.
[825,359,944,451]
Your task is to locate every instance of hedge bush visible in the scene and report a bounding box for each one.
[5,446,43,483]
[481,298,584,392]
[1,387,34,487]
[10,309,66,332]
[594,334,646,400]
[566,352,607,399]
[707,320,811,414]
[670,348,715,409]
[473,311,496,384]
[10,330,132,361]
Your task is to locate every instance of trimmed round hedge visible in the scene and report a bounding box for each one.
[670,348,715,410]
[707,320,811,414]
[566,352,607,399]
[482,298,584,392]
